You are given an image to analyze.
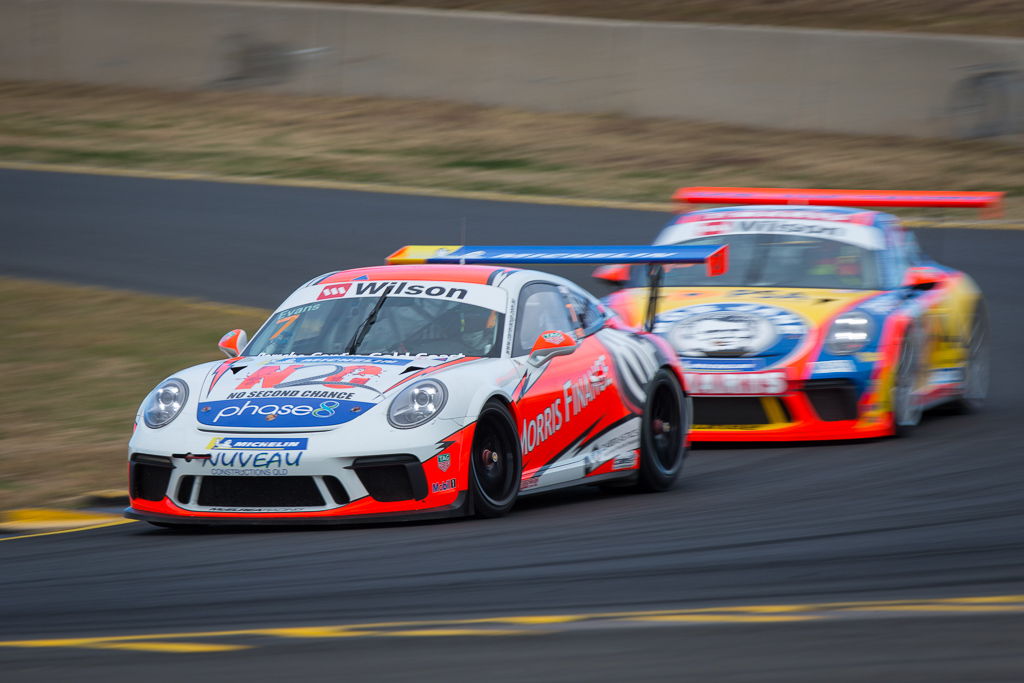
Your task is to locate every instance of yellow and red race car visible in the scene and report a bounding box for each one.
[600,187,995,441]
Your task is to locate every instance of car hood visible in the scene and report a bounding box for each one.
[606,286,893,369]
[194,354,476,431]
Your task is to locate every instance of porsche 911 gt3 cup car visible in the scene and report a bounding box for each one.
[599,187,996,441]
[126,244,727,526]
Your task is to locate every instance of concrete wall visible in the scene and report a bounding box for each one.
[2,0,1024,138]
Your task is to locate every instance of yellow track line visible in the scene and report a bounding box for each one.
[1,594,1021,653]
[0,520,136,542]
[4,160,1022,229]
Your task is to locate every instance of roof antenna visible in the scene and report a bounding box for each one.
[460,217,467,265]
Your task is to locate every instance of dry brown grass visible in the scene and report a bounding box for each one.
[0,277,268,509]
[272,0,1024,37]
[2,81,1022,217]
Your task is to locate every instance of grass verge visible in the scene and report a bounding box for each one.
[0,277,268,509]
[1,81,1022,217]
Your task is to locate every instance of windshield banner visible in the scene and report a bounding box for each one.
[296,280,508,312]
[658,216,885,251]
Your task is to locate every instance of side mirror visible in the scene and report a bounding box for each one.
[528,330,578,367]
[592,264,630,287]
[903,266,943,291]
[218,329,247,358]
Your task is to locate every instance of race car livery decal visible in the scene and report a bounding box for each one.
[684,370,788,396]
[307,279,507,312]
[676,209,879,225]
[206,358,239,397]
[657,208,886,251]
[198,450,304,476]
[233,363,382,392]
[528,413,640,487]
[581,420,642,476]
[512,332,647,490]
[206,437,308,450]
[255,355,416,366]
[519,354,612,458]
[595,328,662,412]
[809,360,857,374]
[654,302,809,371]
[197,397,375,428]
[384,356,483,393]
[206,355,468,404]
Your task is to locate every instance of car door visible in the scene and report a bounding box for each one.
[899,231,963,387]
[512,282,620,491]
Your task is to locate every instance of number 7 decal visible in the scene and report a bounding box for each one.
[269,314,299,340]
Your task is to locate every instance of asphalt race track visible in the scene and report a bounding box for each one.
[3,168,1023,681]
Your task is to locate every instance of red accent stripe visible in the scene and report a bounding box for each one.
[384,356,482,392]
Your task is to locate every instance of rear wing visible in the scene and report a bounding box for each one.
[387,244,728,277]
[386,244,729,332]
[673,187,1004,218]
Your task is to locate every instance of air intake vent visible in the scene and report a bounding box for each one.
[197,476,325,508]
[176,475,196,504]
[323,476,350,505]
[351,455,427,502]
[804,379,859,421]
[693,397,790,426]
[130,454,173,501]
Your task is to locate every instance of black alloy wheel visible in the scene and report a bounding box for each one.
[468,401,521,518]
[637,368,688,492]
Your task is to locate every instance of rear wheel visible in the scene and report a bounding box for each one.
[950,304,989,414]
[637,368,688,492]
[468,401,521,518]
[891,327,924,437]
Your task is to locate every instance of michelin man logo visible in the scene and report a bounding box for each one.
[671,311,776,357]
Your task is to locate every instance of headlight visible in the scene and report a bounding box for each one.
[825,312,874,355]
[388,379,448,429]
[143,378,189,429]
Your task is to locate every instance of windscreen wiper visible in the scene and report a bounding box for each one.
[345,290,391,354]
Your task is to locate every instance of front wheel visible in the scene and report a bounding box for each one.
[468,400,521,518]
[637,368,689,492]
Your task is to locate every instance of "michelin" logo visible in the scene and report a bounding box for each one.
[207,437,308,450]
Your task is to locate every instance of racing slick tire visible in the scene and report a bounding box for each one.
[468,400,522,518]
[636,368,688,492]
[892,326,924,437]
[950,303,990,414]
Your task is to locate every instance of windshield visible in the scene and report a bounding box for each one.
[637,234,882,290]
[246,297,505,358]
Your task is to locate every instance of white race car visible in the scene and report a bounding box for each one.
[126,244,726,526]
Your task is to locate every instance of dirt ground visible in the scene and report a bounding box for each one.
[269,0,1024,37]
